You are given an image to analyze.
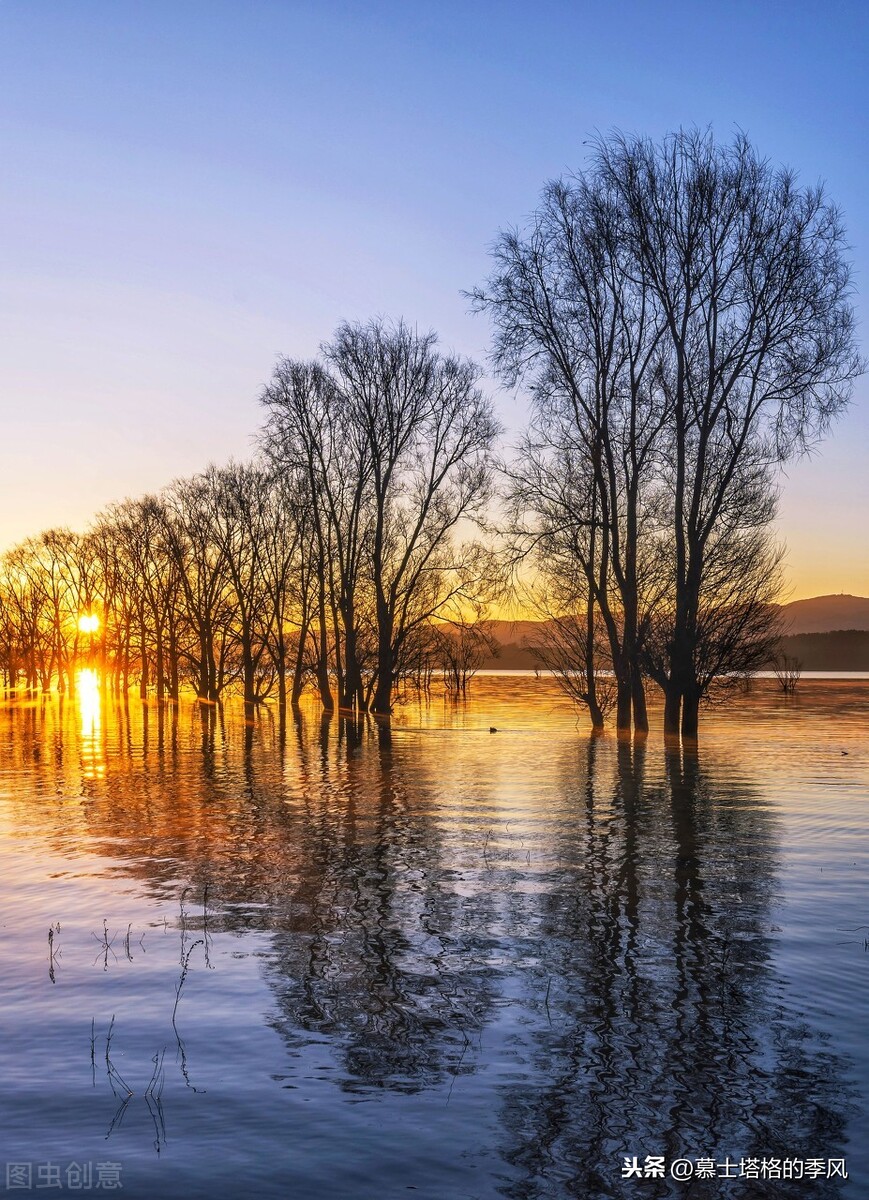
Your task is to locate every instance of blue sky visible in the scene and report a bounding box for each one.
[1,0,866,596]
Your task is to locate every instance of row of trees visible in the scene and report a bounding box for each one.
[0,131,861,737]
[0,322,500,716]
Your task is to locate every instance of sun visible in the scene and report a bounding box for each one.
[77,613,99,634]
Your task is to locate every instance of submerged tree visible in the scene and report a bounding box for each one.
[0,322,499,714]
[505,412,646,733]
[473,149,674,735]
[475,129,862,739]
[261,318,501,714]
[435,607,500,697]
[259,359,369,710]
[608,131,861,736]
[772,651,802,694]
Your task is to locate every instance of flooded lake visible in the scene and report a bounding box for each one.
[0,677,866,1199]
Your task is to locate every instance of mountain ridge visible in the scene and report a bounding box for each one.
[473,595,869,671]
[778,594,869,635]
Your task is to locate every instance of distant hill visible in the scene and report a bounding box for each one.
[477,595,869,671]
[780,594,869,634]
[777,630,869,672]
[478,620,549,669]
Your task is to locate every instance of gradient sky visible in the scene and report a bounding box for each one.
[1,1,866,598]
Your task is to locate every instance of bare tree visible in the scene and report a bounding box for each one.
[162,476,235,701]
[435,607,500,697]
[0,543,55,692]
[327,320,500,713]
[772,652,802,694]
[473,163,670,735]
[644,515,787,712]
[596,130,861,737]
[260,360,370,710]
[522,575,616,733]
[197,463,278,709]
[261,319,501,715]
[505,423,640,731]
[97,497,180,700]
[255,469,309,714]
[475,129,862,739]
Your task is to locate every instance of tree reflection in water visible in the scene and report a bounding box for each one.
[497,739,852,1199]
[221,710,854,1196]
[1,689,858,1198]
[266,713,496,1092]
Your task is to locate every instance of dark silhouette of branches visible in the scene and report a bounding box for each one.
[0,131,860,744]
[473,128,862,739]
[0,317,501,719]
[260,318,501,714]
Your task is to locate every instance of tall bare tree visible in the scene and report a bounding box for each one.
[261,319,500,715]
[473,165,670,734]
[475,129,862,738]
[325,320,500,713]
[260,360,370,710]
[162,476,235,701]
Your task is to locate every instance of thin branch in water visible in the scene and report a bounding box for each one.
[104,1015,134,1099]
[92,919,118,971]
[202,881,214,969]
[172,937,206,1092]
[105,1094,132,1140]
[47,925,61,984]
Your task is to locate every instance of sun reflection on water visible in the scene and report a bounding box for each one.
[76,668,105,780]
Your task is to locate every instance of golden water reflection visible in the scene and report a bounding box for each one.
[76,667,105,780]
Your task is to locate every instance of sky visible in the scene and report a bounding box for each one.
[1,0,867,599]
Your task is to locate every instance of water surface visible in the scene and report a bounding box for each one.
[0,678,866,1198]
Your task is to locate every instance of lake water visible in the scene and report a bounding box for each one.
[0,677,866,1199]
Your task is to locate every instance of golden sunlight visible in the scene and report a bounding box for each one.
[77,613,100,634]
[76,667,105,780]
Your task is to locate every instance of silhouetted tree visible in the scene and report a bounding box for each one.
[260,360,370,710]
[772,650,802,693]
[474,170,670,734]
[505,431,626,731]
[435,607,499,696]
[261,319,500,714]
[475,129,862,739]
[598,130,860,738]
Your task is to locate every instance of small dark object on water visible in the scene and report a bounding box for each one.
[842,751,848,755]
[489,727,498,733]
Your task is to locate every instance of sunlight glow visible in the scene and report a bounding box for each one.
[78,613,100,634]
[76,668,105,780]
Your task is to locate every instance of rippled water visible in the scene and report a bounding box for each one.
[0,678,866,1199]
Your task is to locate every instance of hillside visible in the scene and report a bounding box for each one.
[478,595,869,671]
[777,630,869,671]
[779,594,869,634]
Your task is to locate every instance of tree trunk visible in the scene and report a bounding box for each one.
[155,622,165,702]
[340,616,364,710]
[680,689,700,741]
[275,632,288,715]
[371,647,393,714]
[614,662,632,735]
[241,619,256,707]
[663,680,681,738]
[167,621,179,701]
[631,662,649,735]
[584,594,604,733]
[139,618,149,700]
[316,570,334,711]
[588,699,605,733]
